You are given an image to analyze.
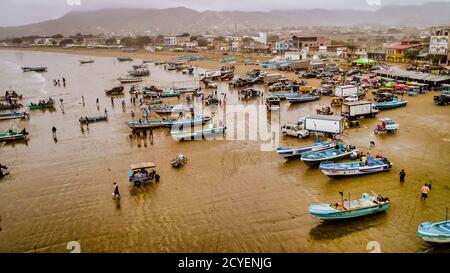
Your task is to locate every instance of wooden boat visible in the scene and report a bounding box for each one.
[105,86,124,95]
[276,141,339,160]
[0,129,28,142]
[118,77,143,84]
[375,98,407,109]
[171,125,226,141]
[142,99,163,106]
[0,111,29,121]
[117,57,133,62]
[301,144,358,166]
[79,60,94,64]
[126,119,165,129]
[0,102,22,110]
[79,114,108,124]
[142,60,153,64]
[287,94,321,104]
[151,104,193,115]
[319,156,392,178]
[308,192,391,220]
[21,66,47,72]
[162,116,211,128]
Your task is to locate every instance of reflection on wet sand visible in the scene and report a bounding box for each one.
[309,213,387,241]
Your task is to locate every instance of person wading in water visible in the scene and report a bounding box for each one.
[399,169,406,184]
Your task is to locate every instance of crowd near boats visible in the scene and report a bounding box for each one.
[1,54,449,249]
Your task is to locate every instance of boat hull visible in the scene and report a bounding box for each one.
[276,142,338,159]
[320,163,392,178]
[171,127,226,141]
[417,221,450,244]
[287,95,320,103]
[302,149,357,166]
[309,204,391,220]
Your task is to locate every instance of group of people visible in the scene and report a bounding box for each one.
[53,77,66,88]
[30,97,54,107]
[398,169,433,200]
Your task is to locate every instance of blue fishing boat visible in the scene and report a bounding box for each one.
[308,192,391,220]
[417,208,450,244]
[287,94,320,104]
[319,156,392,178]
[276,141,339,159]
[162,115,211,128]
[301,144,358,166]
[375,98,407,109]
[171,125,226,141]
[417,220,450,244]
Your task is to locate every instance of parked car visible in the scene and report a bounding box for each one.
[434,94,450,105]
[281,124,310,139]
[344,95,359,103]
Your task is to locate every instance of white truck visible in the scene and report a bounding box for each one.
[264,73,284,84]
[342,101,379,119]
[300,115,344,135]
[335,85,358,98]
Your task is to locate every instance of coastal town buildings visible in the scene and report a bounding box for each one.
[429,26,450,65]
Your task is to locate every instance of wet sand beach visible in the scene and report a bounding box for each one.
[0,49,449,253]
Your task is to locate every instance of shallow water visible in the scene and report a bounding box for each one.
[0,50,449,253]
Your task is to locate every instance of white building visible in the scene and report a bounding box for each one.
[163,37,177,47]
[285,51,303,61]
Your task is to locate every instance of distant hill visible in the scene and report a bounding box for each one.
[1,3,450,38]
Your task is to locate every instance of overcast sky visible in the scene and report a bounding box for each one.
[1,0,449,26]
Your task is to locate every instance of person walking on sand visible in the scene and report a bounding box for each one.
[51,126,57,138]
[62,77,66,88]
[421,183,431,200]
[112,182,120,200]
[400,169,406,184]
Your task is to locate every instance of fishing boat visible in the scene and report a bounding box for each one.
[287,94,321,104]
[132,64,147,69]
[0,102,22,110]
[0,111,29,121]
[28,98,55,110]
[117,57,133,62]
[0,129,28,142]
[301,144,358,166]
[417,209,450,244]
[79,114,108,124]
[128,69,150,77]
[375,98,408,109]
[105,86,124,95]
[118,77,143,84]
[276,141,339,160]
[267,92,290,100]
[308,192,391,220]
[162,115,211,128]
[160,90,179,97]
[21,66,47,72]
[79,59,94,64]
[142,60,153,64]
[171,125,226,141]
[151,104,193,115]
[126,119,165,129]
[0,91,22,101]
[141,99,163,106]
[319,156,392,178]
